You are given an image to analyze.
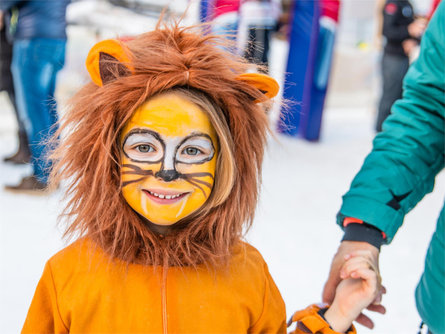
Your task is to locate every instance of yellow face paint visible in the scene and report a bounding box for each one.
[120,92,218,227]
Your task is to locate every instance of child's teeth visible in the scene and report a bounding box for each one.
[149,191,183,199]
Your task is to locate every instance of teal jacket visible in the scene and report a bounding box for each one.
[337,3,444,333]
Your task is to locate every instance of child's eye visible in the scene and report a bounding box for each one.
[136,144,154,153]
[175,135,214,164]
[183,147,202,156]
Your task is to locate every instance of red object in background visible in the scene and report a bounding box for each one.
[385,3,397,15]
[429,0,442,19]
[320,0,341,22]
[212,0,240,19]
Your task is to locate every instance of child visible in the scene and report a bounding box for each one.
[22,22,380,334]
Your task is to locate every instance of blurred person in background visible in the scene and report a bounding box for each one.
[0,9,30,164]
[0,0,70,192]
[322,3,444,333]
[210,0,240,42]
[274,0,292,41]
[237,0,281,72]
[375,0,426,132]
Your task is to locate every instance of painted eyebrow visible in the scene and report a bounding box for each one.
[124,133,159,147]
[181,137,213,149]
[177,132,215,149]
[122,128,163,148]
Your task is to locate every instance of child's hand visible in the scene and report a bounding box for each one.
[324,250,382,333]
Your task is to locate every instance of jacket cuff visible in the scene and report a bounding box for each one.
[342,223,385,250]
[288,304,356,334]
[337,195,404,243]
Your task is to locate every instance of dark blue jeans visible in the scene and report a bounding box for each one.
[376,52,410,132]
[11,38,66,184]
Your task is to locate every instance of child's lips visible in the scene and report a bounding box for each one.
[142,189,189,204]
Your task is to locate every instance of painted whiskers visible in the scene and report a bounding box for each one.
[121,164,214,198]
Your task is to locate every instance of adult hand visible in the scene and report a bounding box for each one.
[408,19,426,38]
[402,39,418,56]
[322,241,386,329]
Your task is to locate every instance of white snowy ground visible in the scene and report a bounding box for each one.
[1,16,444,334]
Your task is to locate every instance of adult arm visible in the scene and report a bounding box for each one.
[324,1,445,327]
[339,2,444,242]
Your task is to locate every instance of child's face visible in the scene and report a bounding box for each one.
[120,92,218,227]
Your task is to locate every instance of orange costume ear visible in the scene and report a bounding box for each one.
[86,39,134,86]
[235,73,280,101]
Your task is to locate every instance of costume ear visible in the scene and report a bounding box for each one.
[86,39,133,86]
[235,73,280,101]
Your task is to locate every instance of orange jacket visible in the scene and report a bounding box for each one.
[22,239,355,334]
[22,238,287,334]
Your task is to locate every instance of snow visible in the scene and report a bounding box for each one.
[1,4,444,333]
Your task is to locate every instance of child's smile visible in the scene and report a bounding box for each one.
[143,189,189,202]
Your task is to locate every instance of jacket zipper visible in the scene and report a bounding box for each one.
[161,261,168,334]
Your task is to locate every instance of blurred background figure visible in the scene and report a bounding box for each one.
[210,0,240,42]
[0,9,30,164]
[1,0,70,192]
[199,0,281,69]
[237,0,281,72]
[314,0,341,95]
[375,0,426,132]
[277,0,341,141]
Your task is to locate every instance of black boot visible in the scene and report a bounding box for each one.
[4,175,49,194]
[3,130,31,164]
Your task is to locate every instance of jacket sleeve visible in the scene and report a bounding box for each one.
[249,263,287,333]
[21,261,69,334]
[337,2,445,243]
[381,1,411,43]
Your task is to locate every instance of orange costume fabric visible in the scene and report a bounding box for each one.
[22,238,287,333]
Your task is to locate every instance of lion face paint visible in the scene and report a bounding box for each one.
[120,92,218,226]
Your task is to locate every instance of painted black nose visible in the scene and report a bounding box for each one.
[155,169,180,182]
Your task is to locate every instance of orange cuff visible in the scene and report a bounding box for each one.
[343,217,363,227]
[288,304,356,334]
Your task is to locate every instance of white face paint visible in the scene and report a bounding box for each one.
[123,130,215,171]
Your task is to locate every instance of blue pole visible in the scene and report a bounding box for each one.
[277,0,321,140]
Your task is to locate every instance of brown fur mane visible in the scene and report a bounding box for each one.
[50,22,270,267]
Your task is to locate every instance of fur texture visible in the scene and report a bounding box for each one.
[50,22,270,267]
